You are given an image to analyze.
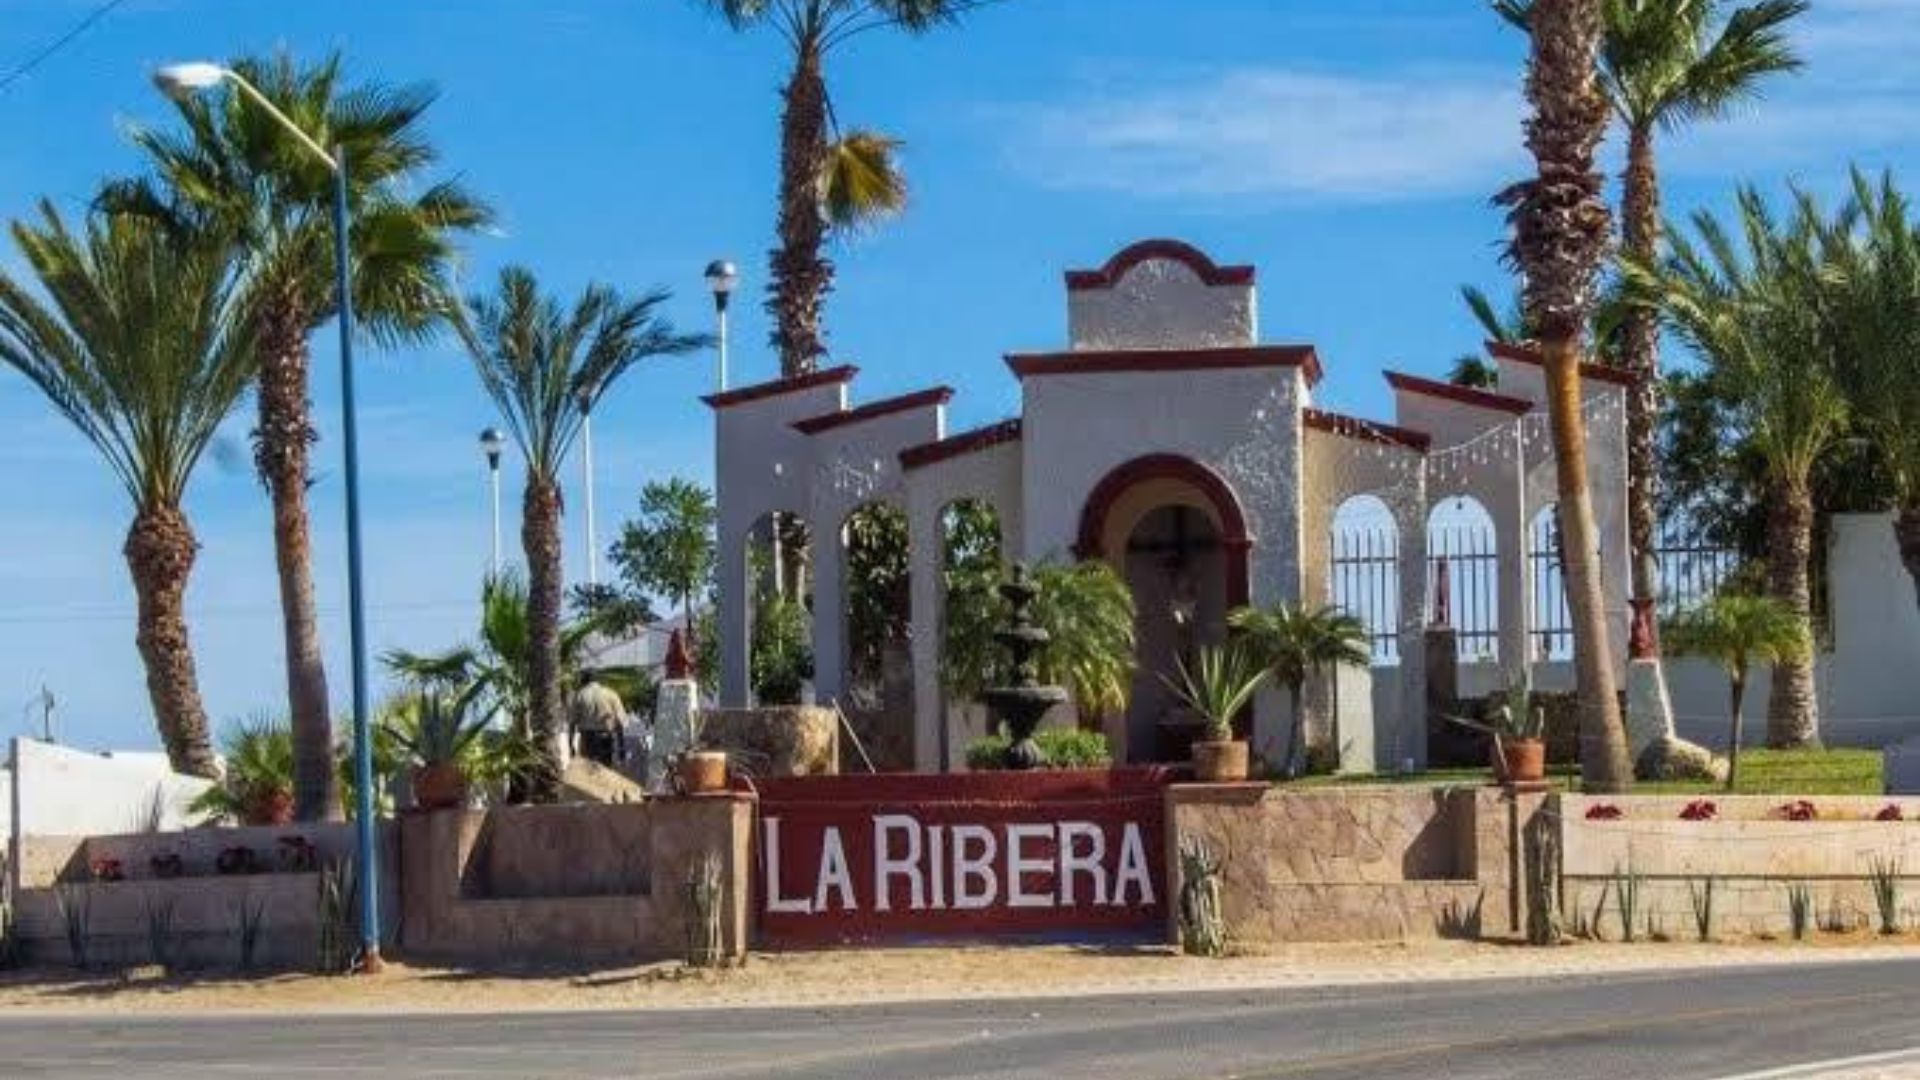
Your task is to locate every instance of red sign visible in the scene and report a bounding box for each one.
[753,769,1173,946]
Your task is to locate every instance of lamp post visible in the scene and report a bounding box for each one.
[479,427,504,576]
[154,61,384,973]
[579,392,599,588]
[704,259,737,392]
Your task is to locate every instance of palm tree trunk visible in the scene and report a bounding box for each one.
[1763,476,1820,748]
[1726,670,1746,791]
[1544,336,1633,792]
[1285,681,1305,779]
[1621,121,1663,625]
[256,291,338,821]
[769,36,832,376]
[523,474,566,802]
[125,504,218,779]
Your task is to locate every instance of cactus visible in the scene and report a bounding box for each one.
[1868,858,1902,936]
[1688,878,1716,943]
[684,853,726,968]
[1177,835,1226,958]
[1785,881,1813,941]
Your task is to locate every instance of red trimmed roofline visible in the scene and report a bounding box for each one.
[1303,407,1431,453]
[1486,340,1637,388]
[1384,370,1533,415]
[702,365,858,409]
[791,386,953,435]
[1064,239,1255,291]
[1005,345,1322,386]
[899,418,1023,471]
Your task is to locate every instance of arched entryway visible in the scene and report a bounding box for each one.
[1075,454,1253,763]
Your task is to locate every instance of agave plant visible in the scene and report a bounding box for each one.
[1161,644,1269,744]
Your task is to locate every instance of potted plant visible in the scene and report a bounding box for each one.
[1228,603,1371,779]
[1446,678,1546,785]
[382,691,491,811]
[676,707,731,795]
[1163,644,1269,783]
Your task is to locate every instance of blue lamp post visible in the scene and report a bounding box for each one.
[154,62,383,972]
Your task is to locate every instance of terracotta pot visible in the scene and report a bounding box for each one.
[411,763,470,810]
[1191,739,1250,783]
[1498,738,1546,785]
[679,750,730,795]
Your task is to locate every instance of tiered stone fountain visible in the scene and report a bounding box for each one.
[978,563,1070,770]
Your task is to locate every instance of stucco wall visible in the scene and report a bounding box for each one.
[5,737,212,845]
[1067,259,1256,350]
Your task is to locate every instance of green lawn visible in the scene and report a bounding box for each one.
[1284,748,1883,796]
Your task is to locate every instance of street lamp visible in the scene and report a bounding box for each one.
[155,61,384,973]
[704,259,737,392]
[578,391,599,589]
[479,427,504,576]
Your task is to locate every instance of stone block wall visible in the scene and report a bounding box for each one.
[1166,785,1513,944]
[400,796,753,966]
[1558,794,1920,938]
[9,821,392,970]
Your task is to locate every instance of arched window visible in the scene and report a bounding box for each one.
[1329,494,1399,664]
[1428,496,1500,662]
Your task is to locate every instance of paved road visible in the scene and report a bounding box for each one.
[1,958,1916,1079]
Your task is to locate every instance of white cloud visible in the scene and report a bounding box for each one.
[1001,2,1920,203]
[1002,67,1527,203]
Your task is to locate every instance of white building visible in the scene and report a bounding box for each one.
[708,239,1630,773]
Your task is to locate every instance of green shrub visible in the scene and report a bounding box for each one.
[965,727,1112,771]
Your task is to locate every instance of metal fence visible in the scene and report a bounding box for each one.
[1330,516,1745,666]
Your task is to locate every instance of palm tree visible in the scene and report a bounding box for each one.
[0,206,256,778]
[701,0,980,375]
[1825,171,1920,611]
[385,573,651,736]
[1499,0,1806,631]
[1497,0,1632,791]
[1662,593,1808,788]
[109,52,492,820]
[458,268,705,800]
[1625,187,1848,747]
[1031,560,1137,725]
[1227,603,1371,778]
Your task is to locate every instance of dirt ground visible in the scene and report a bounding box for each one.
[1,934,1916,1016]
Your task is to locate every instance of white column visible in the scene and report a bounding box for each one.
[1397,472,1430,773]
[810,513,846,707]
[581,412,599,587]
[908,499,944,772]
[717,522,751,706]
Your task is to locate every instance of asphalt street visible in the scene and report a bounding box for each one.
[0,957,1915,1079]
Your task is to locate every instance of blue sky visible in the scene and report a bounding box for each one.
[1,0,1916,752]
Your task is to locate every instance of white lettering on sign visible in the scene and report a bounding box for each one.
[763,817,811,915]
[816,826,857,912]
[951,823,998,910]
[762,814,1157,915]
[1057,821,1107,906]
[872,814,924,912]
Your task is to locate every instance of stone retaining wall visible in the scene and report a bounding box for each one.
[1166,785,1532,944]
[9,822,391,970]
[699,706,838,778]
[400,796,753,965]
[1558,794,1920,938]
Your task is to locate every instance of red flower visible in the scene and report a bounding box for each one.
[1586,804,1624,820]
[1680,799,1718,821]
[88,857,124,882]
[1876,804,1905,822]
[1776,800,1818,821]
